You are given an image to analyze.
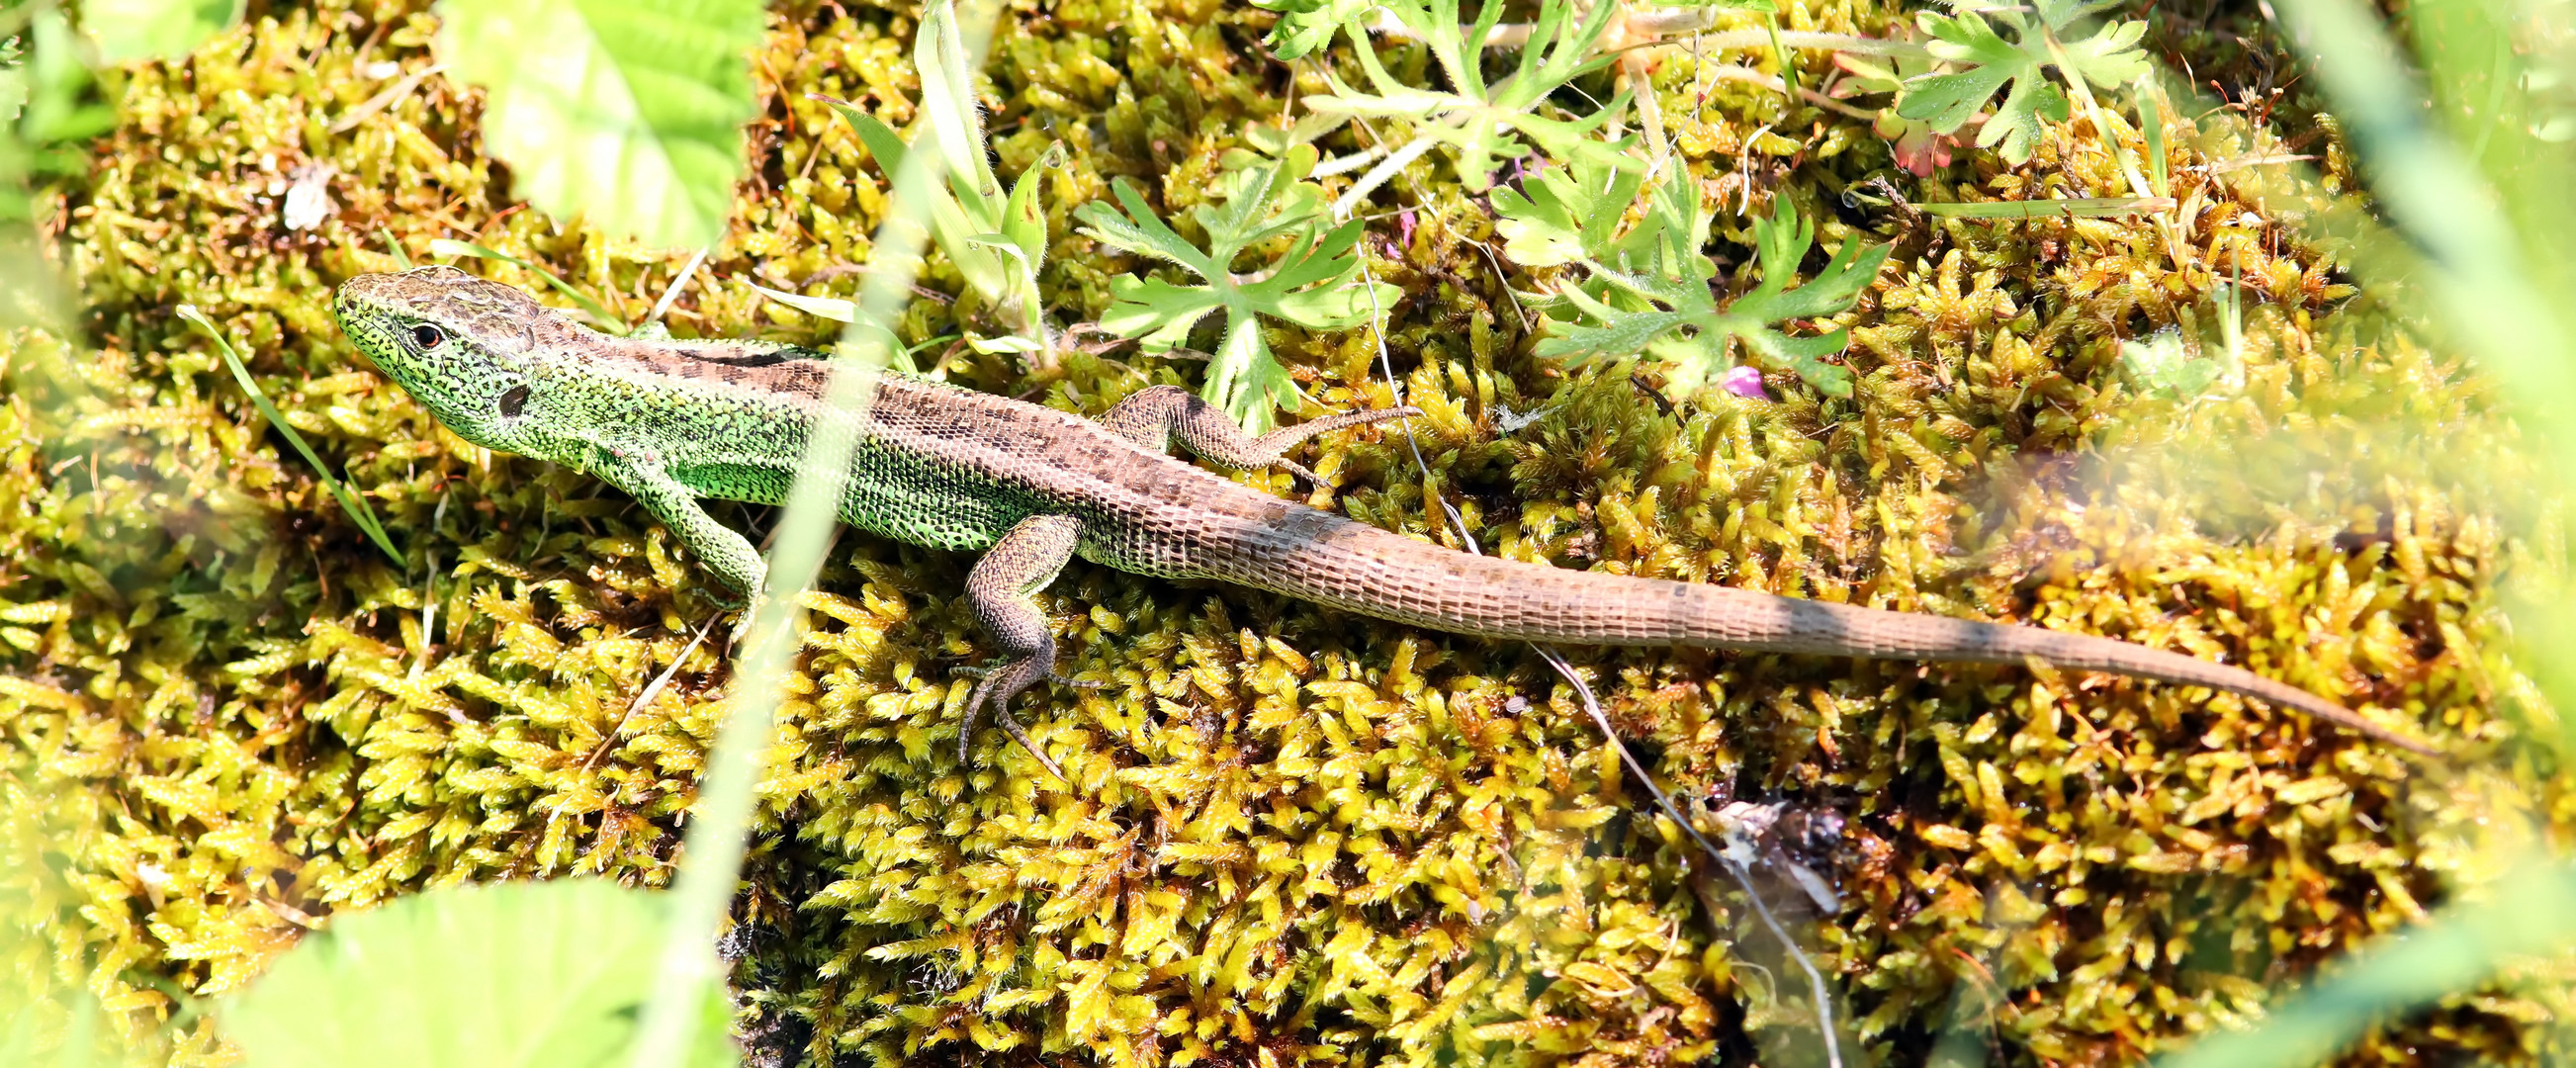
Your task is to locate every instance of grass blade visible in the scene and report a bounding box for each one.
[2158,864,2576,1068]
[179,305,405,570]
[623,2,998,1065]
[1912,196,2175,219]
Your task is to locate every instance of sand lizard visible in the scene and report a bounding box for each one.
[330,266,2436,772]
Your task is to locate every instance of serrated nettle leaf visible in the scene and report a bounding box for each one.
[80,0,244,65]
[435,0,766,250]
[222,880,736,1068]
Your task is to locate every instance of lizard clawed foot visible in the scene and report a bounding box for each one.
[1272,459,1323,490]
[989,705,1065,782]
[955,659,1071,782]
[950,662,1105,689]
[1263,406,1421,490]
[721,591,771,646]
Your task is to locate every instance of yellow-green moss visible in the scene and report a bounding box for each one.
[0,0,2563,1065]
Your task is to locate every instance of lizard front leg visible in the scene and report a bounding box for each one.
[958,513,1083,780]
[598,445,767,600]
[1099,385,1420,486]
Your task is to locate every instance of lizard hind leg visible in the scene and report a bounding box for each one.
[956,513,1085,781]
[1099,384,1420,486]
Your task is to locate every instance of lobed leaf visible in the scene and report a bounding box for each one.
[1075,165,1390,430]
[1536,192,1889,398]
[1074,179,1218,274]
[1251,0,1380,59]
[1896,5,2144,165]
[1306,0,1630,201]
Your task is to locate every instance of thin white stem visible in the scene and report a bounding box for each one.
[409,549,438,686]
[328,62,448,134]
[1692,64,1882,121]
[1333,134,1440,220]
[1312,143,1387,179]
[582,616,722,772]
[650,247,710,324]
[1356,255,1848,1068]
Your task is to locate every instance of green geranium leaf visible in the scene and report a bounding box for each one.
[1305,0,1631,208]
[434,0,766,249]
[1537,189,1890,398]
[1075,158,1394,431]
[1252,0,1379,59]
[222,880,736,1068]
[1491,155,1644,268]
[1896,3,2146,165]
[2119,328,2221,398]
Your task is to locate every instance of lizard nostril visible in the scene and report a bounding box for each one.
[497,385,530,418]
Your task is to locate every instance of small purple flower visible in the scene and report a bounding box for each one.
[1396,206,1417,248]
[1721,365,1768,400]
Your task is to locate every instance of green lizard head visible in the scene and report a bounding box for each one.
[333,266,552,452]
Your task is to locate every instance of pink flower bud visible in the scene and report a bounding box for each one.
[1721,365,1768,400]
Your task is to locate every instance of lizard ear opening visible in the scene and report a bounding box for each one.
[497,384,530,419]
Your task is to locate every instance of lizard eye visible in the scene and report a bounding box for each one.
[408,322,445,349]
[497,385,530,419]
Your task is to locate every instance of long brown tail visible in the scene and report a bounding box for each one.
[1207,512,2438,755]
